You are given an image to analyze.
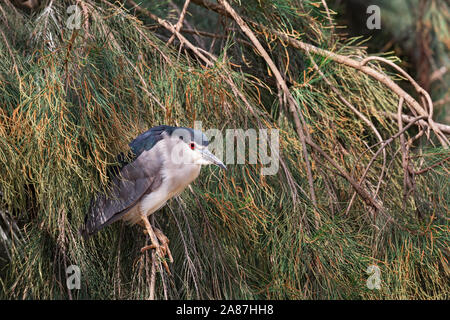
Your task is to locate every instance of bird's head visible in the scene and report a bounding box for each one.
[165,127,226,170]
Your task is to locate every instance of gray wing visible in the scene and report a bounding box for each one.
[82,145,163,237]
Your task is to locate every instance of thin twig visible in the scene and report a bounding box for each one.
[190,0,449,148]
[414,156,450,175]
[217,0,319,223]
[320,0,334,32]
[167,0,191,46]
[305,138,382,212]
[385,112,450,135]
[345,115,427,214]
[149,251,157,300]
[127,0,213,67]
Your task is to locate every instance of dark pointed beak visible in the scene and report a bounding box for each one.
[202,149,227,170]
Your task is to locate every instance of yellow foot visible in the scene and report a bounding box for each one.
[154,228,174,263]
[141,241,171,275]
[142,227,174,263]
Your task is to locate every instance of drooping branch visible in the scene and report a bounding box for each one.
[190,0,450,148]
[127,0,213,67]
[217,0,319,221]
[304,138,382,212]
[385,112,450,135]
[166,0,191,46]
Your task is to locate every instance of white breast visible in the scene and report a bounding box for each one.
[122,137,201,225]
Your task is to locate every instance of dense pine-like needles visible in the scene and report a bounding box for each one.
[0,0,448,299]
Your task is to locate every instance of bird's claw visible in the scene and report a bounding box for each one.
[141,243,172,275]
[140,244,157,252]
[142,228,174,263]
[140,222,173,274]
[162,243,174,263]
[155,236,174,263]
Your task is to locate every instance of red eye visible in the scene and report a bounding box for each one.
[190,143,195,150]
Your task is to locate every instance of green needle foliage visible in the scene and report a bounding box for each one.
[0,0,448,299]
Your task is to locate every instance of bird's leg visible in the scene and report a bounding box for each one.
[153,227,174,263]
[141,225,174,264]
[140,215,171,274]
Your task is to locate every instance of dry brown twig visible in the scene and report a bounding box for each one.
[414,156,450,175]
[307,55,387,215]
[304,138,382,212]
[320,0,334,32]
[148,250,157,300]
[166,0,191,46]
[385,112,450,135]
[269,34,449,148]
[168,0,206,49]
[217,0,320,226]
[344,115,428,214]
[190,0,449,148]
[127,0,212,66]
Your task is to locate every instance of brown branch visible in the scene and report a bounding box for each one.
[414,156,450,175]
[127,0,213,67]
[167,0,191,46]
[305,138,382,212]
[190,0,449,148]
[320,0,334,31]
[385,112,450,135]
[360,56,433,115]
[180,27,253,47]
[169,0,206,49]
[272,34,449,148]
[345,115,427,214]
[217,0,319,222]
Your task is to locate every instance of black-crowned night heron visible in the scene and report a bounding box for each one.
[81,125,226,271]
